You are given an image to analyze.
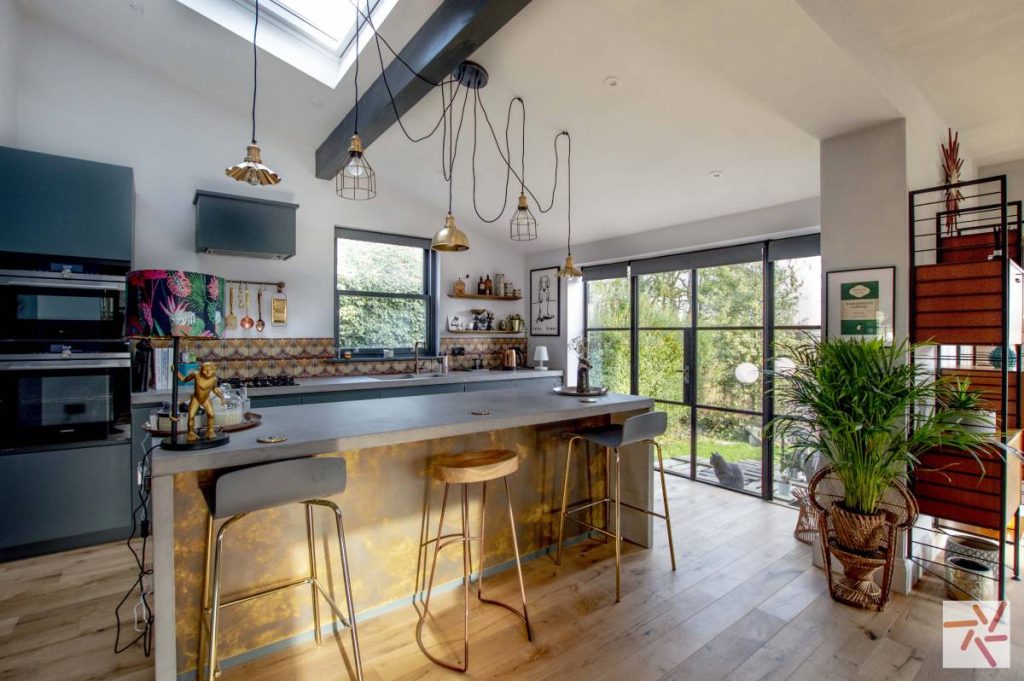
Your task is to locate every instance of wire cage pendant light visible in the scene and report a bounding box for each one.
[226,0,281,186]
[336,0,376,200]
[510,193,538,241]
[336,133,377,199]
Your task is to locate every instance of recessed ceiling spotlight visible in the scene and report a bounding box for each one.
[709,170,724,178]
[603,76,620,88]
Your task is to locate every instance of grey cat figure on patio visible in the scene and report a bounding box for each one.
[710,452,745,490]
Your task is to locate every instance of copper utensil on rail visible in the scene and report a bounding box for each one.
[240,285,255,330]
[255,288,266,332]
[225,285,238,330]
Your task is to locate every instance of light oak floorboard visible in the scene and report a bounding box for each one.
[1,476,1020,680]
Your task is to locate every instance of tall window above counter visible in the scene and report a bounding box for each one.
[334,227,438,357]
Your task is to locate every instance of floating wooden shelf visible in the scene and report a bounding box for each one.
[447,292,522,301]
[443,329,524,335]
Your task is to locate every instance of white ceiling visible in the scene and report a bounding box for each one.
[16,0,1024,251]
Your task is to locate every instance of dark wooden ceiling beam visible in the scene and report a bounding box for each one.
[315,0,532,179]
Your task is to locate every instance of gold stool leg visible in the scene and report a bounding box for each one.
[477,481,487,601]
[196,512,214,681]
[504,477,533,640]
[306,503,323,645]
[461,484,471,671]
[206,514,243,681]
[614,447,622,603]
[416,484,469,672]
[329,504,364,681]
[555,436,580,565]
[652,440,677,571]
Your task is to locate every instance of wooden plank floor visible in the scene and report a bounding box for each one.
[1,477,1021,680]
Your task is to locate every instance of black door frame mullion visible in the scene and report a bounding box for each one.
[762,244,775,501]
[689,268,698,481]
[629,275,639,396]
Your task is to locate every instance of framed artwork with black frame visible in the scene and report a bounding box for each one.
[530,266,560,336]
[825,266,895,342]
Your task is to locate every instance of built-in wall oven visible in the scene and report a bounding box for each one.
[0,341,131,451]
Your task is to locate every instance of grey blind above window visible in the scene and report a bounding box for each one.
[630,242,764,276]
[582,262,629,281]
[335,226,431,250]
[767,234,820,261]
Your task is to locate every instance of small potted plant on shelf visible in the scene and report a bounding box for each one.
[936,377,997,434]
[770,337,990,604]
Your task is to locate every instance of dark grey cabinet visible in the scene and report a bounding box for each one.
[302,390,381,404]
[0,442,132,561]
[0,146,134,262]
[251,395,303,408]
[381,383,465,398]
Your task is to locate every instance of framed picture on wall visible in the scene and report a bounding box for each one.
[825,266,895,342]
[530,267,560,336]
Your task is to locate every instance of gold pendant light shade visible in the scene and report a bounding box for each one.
[226,144,281,186]
[336,134,377,200]
[557,253,582,279]
[431,213,470,252]
[510,193,538,241]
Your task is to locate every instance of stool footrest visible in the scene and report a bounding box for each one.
[564,497,666,519]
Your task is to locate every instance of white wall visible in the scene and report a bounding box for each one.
[979,159,1024,203]
[12,14,524,341]
[524,197,821,370]
[0,0,17,144]
[820,119,909,338]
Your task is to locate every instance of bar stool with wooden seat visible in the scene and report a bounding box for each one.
[416,449,532,672]
[556,411,676,602]
[197,457,363,681]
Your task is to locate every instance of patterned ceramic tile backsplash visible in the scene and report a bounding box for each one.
[153,337,528,380]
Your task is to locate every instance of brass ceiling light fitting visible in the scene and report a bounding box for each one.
[556,132,582,279]
[226,0,280,186]
[336,0,376,200]
[431,213,469,252]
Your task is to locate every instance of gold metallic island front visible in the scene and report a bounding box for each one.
[164,412,653,676]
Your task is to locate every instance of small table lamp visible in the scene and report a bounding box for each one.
[533,345,549,370]
[126,270,228,451]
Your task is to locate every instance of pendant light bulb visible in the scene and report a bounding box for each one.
[431,213,470,252]
[336,134,377,199]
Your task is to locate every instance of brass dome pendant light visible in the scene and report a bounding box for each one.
[557,132,582,278]
[336,0,376,200]
[226,0,281,186]
[510,98,537,241]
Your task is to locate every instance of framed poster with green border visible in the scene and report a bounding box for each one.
[826,266,895,341]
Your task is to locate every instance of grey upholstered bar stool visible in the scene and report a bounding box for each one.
[556,411,676,602]
[197,457,363,681]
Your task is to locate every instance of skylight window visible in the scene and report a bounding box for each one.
[177,0,398,87]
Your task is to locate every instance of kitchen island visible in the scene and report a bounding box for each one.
[151,388,655,679]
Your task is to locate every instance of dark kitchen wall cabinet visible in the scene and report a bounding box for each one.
[0,146,134,262]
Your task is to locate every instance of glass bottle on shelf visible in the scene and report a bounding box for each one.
[477,276,486,295]
[484,274,493,295]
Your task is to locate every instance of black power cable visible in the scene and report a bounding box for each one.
[113,441,156,656]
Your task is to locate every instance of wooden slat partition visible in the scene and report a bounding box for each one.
[913,432,1023,531]
[913,261,1005,345]
[939,230,1020,265]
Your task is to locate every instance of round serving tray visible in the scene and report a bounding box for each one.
[142,412,262,437]
[553,386,609,397]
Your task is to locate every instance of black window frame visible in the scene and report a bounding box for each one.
[333,226,439,357]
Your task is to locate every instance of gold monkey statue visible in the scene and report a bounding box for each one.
[176,362,225,442]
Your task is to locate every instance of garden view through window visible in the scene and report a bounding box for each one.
[335,228,435,353]
[584,238,820,500]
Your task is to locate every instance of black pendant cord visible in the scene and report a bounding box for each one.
[566,131,573,255]
[446,85,470,214]
[250,0,259,144]
[519,96,527,195]
[470,92,519,223]
[353,0,361,135]
[347,0,450,88]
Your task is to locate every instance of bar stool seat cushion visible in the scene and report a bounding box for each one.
[209,457,346,519]
[573,411,668,449]
[432,449,519,484]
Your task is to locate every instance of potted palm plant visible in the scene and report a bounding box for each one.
[936,377,997,434]
[771,337,989,558]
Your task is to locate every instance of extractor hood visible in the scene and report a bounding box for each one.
[194,190,298,260]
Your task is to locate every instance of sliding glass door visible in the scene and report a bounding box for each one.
[583,235,820,501]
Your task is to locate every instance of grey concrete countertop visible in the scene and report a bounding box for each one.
[132,368,563,407]
[150,389,652,477]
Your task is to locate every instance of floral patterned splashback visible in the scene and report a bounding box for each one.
[147,336,528,380]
